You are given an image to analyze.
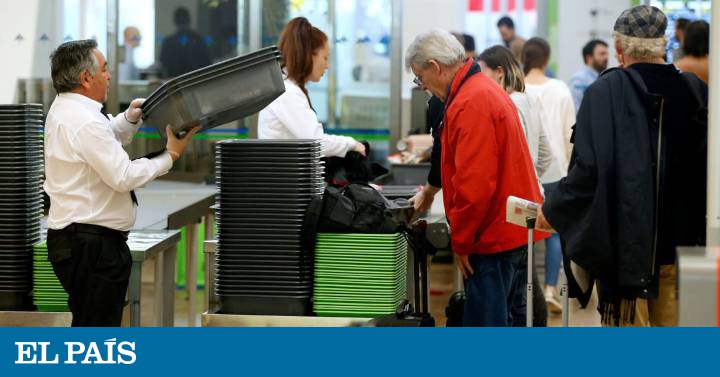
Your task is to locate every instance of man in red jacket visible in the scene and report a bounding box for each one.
[406,29,547,326]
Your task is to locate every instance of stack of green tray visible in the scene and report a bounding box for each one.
[314,233,408,318]
[32,243,69,312]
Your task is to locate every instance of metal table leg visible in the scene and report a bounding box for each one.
[185,223,198,327]
[154,245,177,327]
[204,213,215,241]
[128,260,142,327]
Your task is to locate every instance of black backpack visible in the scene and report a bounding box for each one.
[303,183,401,240]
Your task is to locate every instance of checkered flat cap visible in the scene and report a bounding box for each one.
[614,5,667,38]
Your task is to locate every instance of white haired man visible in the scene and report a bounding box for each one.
[405,29,548,326]
[537,5,708,327]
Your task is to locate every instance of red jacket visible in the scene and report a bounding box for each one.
[441,60,548,255]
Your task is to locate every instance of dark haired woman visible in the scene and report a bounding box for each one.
[259,17,365,157]
[675,20,709,84]
[478,45,553,179]
[522,37,575,314]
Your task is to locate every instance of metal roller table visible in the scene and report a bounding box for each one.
[0,229,181,327]
[134,179,216,327]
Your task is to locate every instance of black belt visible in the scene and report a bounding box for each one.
[51,223,129,240]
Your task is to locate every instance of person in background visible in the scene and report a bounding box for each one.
[452,32,477,59]
[497,16,525,49]
[159,7,212,78]
[675,20,709,83]
[509,38,525,63]
[118,26,141,81]
[478,45,555,325]
[406,29,547,326]
[538,5,707,327]
[45,39,198,326]
[258,17,365,157]
[671,17,690,62]
[409,95,443,214]
[522,37,576,314]
[478,46,553,179]
[568,39,609,112]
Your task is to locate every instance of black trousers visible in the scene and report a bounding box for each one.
[47,224,131,327]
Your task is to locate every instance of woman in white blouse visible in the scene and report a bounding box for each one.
[258,17,365,157]
[522,38,576,184]
[477,45,554,179]
[522,38,576,314]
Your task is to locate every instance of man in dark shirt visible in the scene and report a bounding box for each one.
[537,5,707,327]
[159,7,212,78]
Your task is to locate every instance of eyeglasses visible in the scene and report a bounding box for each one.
[413,74,423,87]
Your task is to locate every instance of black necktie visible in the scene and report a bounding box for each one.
[130,148,168,206]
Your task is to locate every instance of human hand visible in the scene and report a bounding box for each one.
[535,206,555,232]
[165,125,201,162]
[354,142,367,156]
[124,98,145,124]
[455,253,474,279]
[408,185,439,214]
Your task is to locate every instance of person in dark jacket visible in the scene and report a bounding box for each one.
[409,96,443,213]
[159,7,212,78]
[536,5,708,327]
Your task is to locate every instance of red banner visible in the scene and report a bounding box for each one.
[468,0,483,11]
[525,0,536,11]
[491,0,501,12]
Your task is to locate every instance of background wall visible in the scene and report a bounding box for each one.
[0,0,664,109]
[555,0,630,82]
[0,1,62,103]
[400,0,465,137]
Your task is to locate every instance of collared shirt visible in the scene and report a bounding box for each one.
[258,78,357,157]
[568,65,599,113]
[44,93,173,232]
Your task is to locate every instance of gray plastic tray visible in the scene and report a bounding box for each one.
[142,47,284,137]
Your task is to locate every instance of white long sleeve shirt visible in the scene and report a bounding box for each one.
[510,91,555,178]
[258,78,357,157]
[525,79,576,183]
[44,93,173,231]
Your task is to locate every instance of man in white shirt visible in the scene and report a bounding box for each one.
[44,39,198,326]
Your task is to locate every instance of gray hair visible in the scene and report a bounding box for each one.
[613,32,667,59]
[50,39,100,93]
[405,29,466,71]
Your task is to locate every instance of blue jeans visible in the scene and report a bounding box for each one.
[545,234,562,286]
[463,246,527,327]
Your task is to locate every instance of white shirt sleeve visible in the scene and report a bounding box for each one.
[271,88,357,157]
[106,110,142,146]
[73,121,172,193]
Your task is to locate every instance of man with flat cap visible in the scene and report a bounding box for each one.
[536,5,708,327]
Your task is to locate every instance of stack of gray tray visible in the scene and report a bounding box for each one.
[0,104,44,311]
[215,139,324,315]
